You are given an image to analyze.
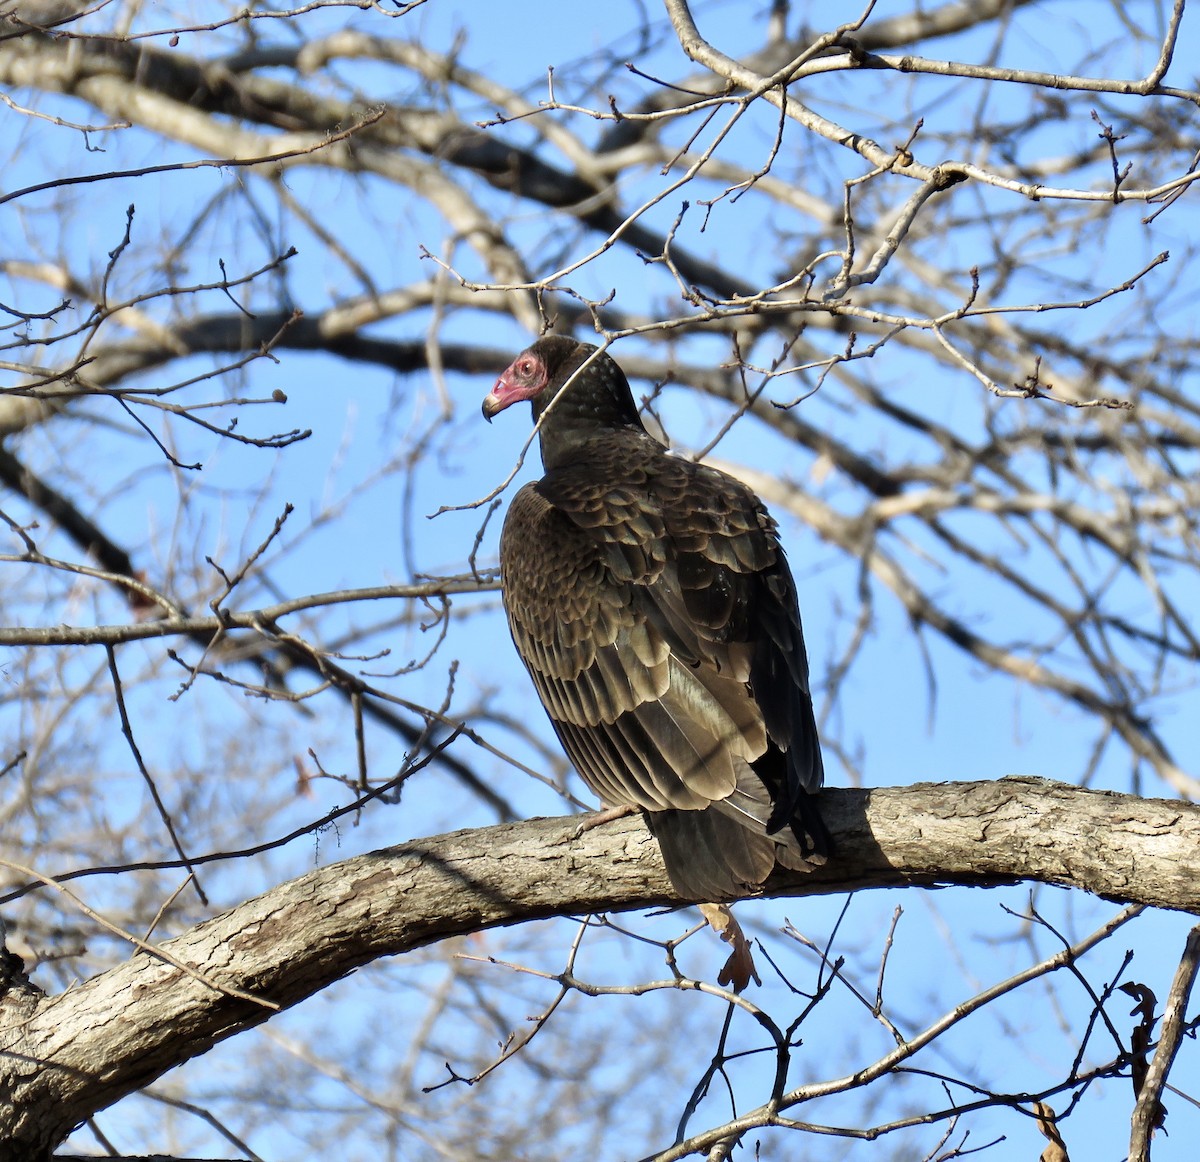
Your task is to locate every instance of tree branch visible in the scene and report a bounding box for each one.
[2,776,1197,1157]
[1128,924,1200,1160]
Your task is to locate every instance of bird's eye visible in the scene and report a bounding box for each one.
[519,359,534,377]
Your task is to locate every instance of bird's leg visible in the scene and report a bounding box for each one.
[572,803,638,838]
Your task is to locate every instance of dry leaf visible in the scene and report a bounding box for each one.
[1033,1101,1069,1162]
[1118,982,1168,1131]
[698,902,761,991]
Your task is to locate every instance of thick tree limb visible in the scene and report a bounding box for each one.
[2,777,1198,1157]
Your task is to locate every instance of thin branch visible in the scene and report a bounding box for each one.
[1128,924,1200,1160]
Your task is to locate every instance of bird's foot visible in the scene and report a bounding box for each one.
[573,803,637,838]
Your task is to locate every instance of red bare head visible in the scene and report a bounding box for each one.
[482,346,550,421]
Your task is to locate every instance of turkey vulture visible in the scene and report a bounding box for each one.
[483,336,828,899]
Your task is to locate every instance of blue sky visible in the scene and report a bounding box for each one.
[1,0,1196,1157]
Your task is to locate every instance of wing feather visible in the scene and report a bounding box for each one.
[500,429,826,896]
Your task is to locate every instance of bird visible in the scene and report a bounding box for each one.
[483,335,828,900]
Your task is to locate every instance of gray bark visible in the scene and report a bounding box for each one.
[1,776,1196,1158]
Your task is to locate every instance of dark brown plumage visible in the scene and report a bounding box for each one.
[484,336,828,899]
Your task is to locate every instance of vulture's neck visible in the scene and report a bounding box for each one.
[531,366,649,471]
